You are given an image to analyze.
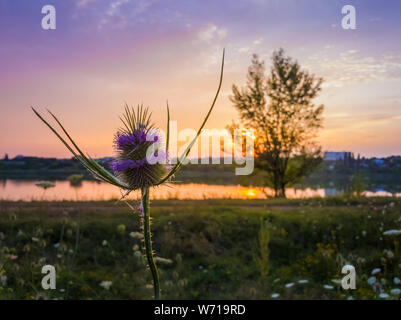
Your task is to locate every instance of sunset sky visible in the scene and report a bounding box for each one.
[0,0,400,158]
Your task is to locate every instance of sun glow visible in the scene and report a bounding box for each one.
[244,188,257,197]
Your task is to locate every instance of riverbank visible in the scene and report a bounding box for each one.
[1,197,401,299]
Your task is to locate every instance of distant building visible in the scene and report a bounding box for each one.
[97,157,114,165]
[324,188,340,197]
[373,158,386,168]
[373,158,384,165]
[324,151,354,168]
[324,152,353,161]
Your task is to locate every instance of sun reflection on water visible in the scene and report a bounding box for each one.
[244,188,257,197]
[1,180,397,201]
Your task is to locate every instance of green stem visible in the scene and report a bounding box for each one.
[141,187,161,300]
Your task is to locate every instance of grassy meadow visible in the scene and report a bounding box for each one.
[1,197,401,300]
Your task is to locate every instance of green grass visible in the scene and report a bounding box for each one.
[0,197,401,300]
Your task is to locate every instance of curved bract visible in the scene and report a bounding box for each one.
[32,107,129,189]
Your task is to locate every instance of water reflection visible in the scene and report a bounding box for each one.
[0,179,399,201]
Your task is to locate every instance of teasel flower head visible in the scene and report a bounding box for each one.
[110,105,168,190]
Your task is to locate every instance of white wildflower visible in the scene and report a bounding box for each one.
[129,231,144,239]
[99,281,113,290]
[155,257,173,265]
[383,230,401,236]
[371,268,381,275]
[384,250,394,259]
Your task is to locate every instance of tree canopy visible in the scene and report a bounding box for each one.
[230,49,324,197]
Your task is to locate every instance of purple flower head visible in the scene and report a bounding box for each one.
[110,158,148,173]
[136,130,146,143]
[116,133,136,148]
[110,160,133,172]
[111,107,169,189]
[116,128,159,150]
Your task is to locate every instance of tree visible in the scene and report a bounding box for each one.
[230,49,324,198]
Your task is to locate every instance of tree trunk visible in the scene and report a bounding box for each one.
[273,171,279,197]
[274,186,279,197]
[274,186,286,198]
[280,184,286,198]
[273,177,287,198]
[271,170,287,198]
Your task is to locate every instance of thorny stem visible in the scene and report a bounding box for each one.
[141,187,161,300]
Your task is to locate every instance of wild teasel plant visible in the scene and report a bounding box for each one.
[31,50,225,300]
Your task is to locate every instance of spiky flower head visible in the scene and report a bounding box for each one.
[110,105,167,190]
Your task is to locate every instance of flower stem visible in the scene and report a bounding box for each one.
[141,187,161,300]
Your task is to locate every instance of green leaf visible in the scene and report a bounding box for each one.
[157,48,225,185]
[31,107,128,189]
[166,101,170,155]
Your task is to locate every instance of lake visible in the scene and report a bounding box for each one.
[0,179,399,201]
